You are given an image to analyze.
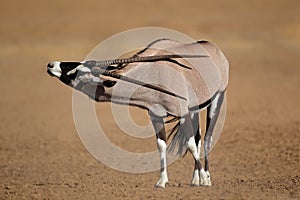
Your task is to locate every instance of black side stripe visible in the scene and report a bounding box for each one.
[197,40,208,44]
[188,92,220,111]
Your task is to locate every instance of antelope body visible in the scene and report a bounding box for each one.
[47,39,229,187]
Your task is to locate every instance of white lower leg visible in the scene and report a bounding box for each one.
[203,137,213,186]
[191,168,200,186]
[156,138,168,188]
[191,139,201,185]
[188,136,202,186]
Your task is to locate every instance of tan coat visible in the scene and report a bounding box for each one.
[103,39,229,117]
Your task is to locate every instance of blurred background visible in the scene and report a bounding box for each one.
[0,0,299,199]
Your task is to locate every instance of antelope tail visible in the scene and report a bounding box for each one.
[166,118,188,157]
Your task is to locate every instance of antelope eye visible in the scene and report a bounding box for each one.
[103,80,117,88]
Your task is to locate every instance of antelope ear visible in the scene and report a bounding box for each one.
[78,65,91,73]
[66,65,91,76]
[103,80,116,87]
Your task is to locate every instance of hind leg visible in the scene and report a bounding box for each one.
[190,112,201,186]
[179,113,206,186]
[203,92,225,186]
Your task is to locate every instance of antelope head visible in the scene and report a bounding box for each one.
[47,61,117,101]
[48,61,117,85]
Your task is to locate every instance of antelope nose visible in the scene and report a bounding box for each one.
[47,63,53,69]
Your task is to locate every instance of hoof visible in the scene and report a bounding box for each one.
[155,181,169,188]
[200,169,212,187]
[200,182,212,187]
[155,176,169,188]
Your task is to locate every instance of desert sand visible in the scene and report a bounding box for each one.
[0,0,299,199]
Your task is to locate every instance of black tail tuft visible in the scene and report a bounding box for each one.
[166,117,189,157]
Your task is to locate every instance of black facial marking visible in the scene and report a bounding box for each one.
[60,62,81,80]
[59,75,72,85]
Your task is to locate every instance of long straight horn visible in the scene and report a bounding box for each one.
[83,54,207,68]
[91,67,187,101]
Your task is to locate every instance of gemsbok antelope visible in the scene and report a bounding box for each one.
[47,38,229,188]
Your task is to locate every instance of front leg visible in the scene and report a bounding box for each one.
[150,115,168,188]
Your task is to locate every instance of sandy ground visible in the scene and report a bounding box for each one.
[0,0,299,199]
